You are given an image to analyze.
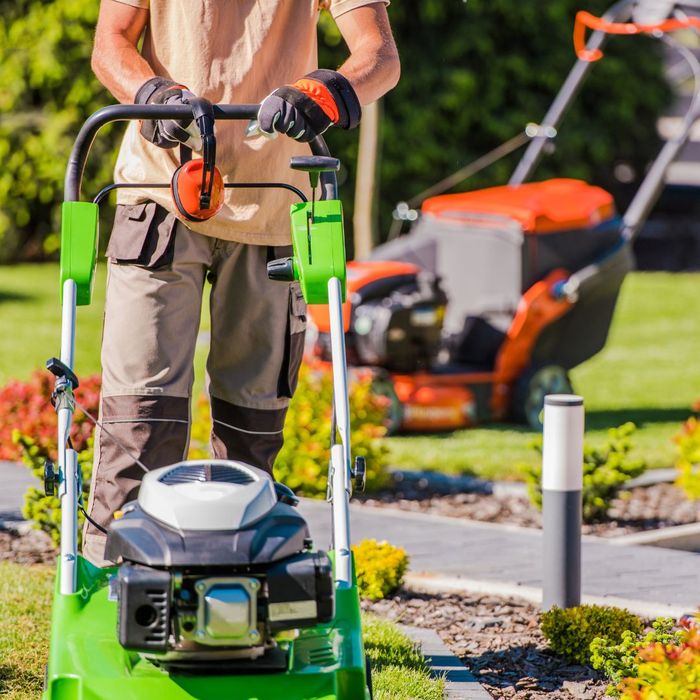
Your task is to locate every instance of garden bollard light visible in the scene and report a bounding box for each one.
[542,394,584,611]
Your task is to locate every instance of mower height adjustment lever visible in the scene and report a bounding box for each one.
[44,459,58,497]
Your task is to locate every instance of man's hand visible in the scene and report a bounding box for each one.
[257,69,361,143]
[135,77,196,149]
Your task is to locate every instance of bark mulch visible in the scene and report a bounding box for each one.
[365,590,611,699]
[359,480,699,538]
[0,528,56,565]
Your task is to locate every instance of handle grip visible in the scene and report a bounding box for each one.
[573,10,700,62]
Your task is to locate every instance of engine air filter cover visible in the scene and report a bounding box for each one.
[138,460,278,531]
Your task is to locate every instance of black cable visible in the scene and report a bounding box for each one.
[74,399,150,474]
[79,503,108,535]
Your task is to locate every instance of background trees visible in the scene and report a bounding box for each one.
[0,0,669,262]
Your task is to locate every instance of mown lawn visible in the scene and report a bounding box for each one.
[0,265,698,479]
[387,271,700,478]
[0,562,442,700]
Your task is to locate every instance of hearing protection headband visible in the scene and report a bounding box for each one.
[179,97,217,210]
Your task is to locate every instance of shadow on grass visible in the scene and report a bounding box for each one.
[586,407,691,430]
[0,663,43,696]
[464,644,603,695]
[0,289,34,303]
[393,408,691,440]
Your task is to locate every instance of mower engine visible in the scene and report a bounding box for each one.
[105,461,334,672]
[313,262,447,374]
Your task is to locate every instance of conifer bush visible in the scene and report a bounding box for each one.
[541,604,643,666]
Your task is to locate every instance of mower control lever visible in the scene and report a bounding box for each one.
[46,357,79,390]
[290,156,340,173]
[290,156,340,190]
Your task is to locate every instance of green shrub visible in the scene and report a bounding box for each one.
[618,618,700,699]
[590,617,683,694]
[674,409,700,501]
[272,365,391,497]
[352,539,409,601]
[541,604,643,666]
[0,0,117,262]
[522,422,646,522]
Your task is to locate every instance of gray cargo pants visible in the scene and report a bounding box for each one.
[83,203,306,565]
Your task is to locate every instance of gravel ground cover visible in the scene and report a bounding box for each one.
[365,590,612,700]
[359,480,700,538]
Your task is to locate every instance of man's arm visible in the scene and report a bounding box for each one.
[334,3,400,105]
[92,0,153,103]
[257,2,399,141]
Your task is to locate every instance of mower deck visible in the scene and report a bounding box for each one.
[45,558,368,700]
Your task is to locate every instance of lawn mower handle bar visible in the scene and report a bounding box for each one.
[64,103,337,203]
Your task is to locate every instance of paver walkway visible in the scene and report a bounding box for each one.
[2,461,697,618]
[297,500,699,619]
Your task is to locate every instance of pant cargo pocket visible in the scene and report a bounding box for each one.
[277,282,307,399]
[106,202,178,269]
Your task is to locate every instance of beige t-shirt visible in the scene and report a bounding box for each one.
[113,0,387,244]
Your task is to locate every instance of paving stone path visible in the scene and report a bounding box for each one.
[297,499,699,619]
[3,461,697,618]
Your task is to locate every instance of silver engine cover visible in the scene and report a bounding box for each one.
[138,460,278,531]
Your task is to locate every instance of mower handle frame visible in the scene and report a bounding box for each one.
[58,104,352,596]
[64,103,338,203]
[509,0,636,185]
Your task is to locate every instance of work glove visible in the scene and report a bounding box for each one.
[135,76,197,149]
[257,69,361,143]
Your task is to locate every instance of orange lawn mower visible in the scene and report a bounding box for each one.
[305,0,700,432]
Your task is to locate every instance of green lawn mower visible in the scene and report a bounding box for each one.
[44,102,370,699]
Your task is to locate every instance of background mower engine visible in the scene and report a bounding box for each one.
[106,460,334,673]
[311,261,447,374]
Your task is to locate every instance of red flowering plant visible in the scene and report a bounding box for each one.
[0,370,101,462]
[0,370,101,545]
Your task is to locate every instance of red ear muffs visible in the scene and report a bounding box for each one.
[171,159,224,222]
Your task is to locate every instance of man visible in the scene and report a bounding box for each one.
[84,0,400,565]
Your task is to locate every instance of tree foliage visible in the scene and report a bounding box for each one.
[319,0,670,245]
[0,0,670,262]
[0,0,118,262]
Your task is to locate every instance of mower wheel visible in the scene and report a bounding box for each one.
[512,364,573,430]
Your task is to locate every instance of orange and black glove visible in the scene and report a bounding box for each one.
[135,76,196,149]
[257,69,361,143]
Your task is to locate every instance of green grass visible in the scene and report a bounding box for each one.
[0,563,443,700]
[0,563,54,700]
[1,265,698,479]
[387,272,700,478]
[0,263,211,398]
[363,613,445,700]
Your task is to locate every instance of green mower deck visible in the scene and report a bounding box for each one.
[45,557,369,700]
